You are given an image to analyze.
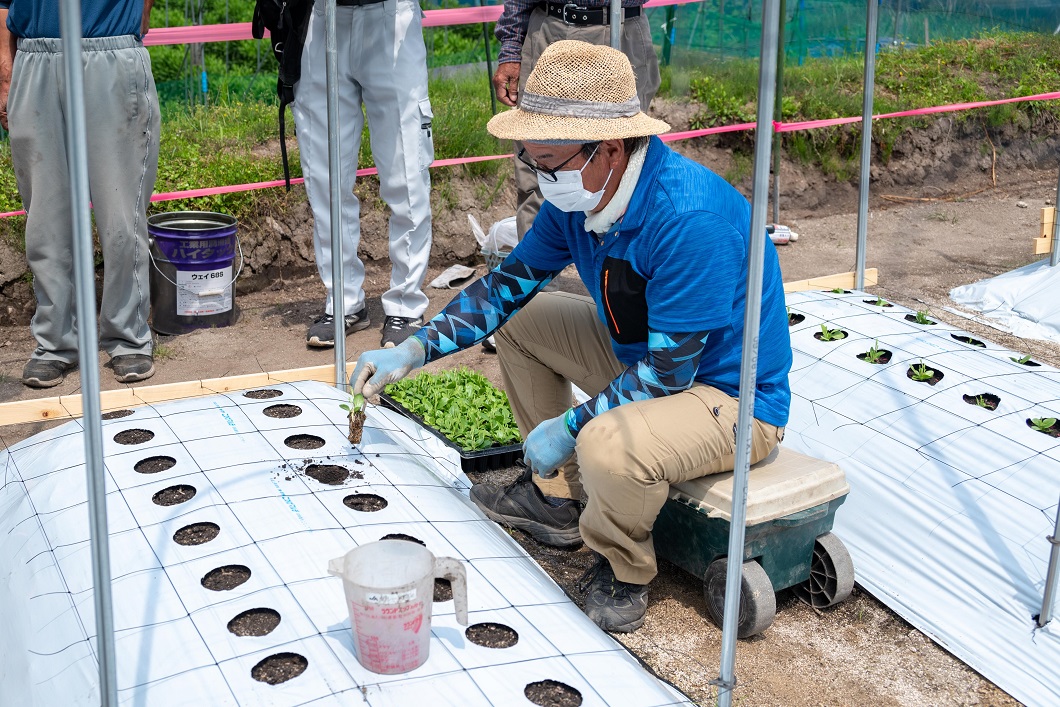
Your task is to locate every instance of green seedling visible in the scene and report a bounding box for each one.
[818,325,846,341]
[863,340,886,363]
[340,393,366,414]
[341,393,367,445]
[830,288,845,294]
[872,297,888,307]
[1011,354,1033,365]
[974,395,990,409]
[913,310,933,325]
[1030,417,1057,433]
[909,361,935,382]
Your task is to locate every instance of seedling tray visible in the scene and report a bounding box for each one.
[379,393,523,473]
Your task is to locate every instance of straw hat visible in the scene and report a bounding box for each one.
[487,40,670,143]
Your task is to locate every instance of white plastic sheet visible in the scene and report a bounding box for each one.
[0,380,690,706]
[785,290,1060,707]
[950,259,1060,343]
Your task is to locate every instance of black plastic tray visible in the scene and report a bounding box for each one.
[378,393,523,473]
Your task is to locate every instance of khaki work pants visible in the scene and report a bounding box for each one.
[496,292,783,584]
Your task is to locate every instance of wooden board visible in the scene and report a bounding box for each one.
[783,268,878,293]
[1034,237,1054,256]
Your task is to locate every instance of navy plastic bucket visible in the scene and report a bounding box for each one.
[148,211,242,335]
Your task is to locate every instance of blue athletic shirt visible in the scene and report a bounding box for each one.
[512,136,793,428]
[1,0,145,40]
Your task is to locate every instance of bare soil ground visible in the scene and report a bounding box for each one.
[1,107,1056,705]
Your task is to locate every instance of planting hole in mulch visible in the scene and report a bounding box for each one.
[465,622,519,649]
[963,393,1000,411]
[434,578,453,602]
[906,365,945,386]
[250,652,307,685]
[304,464,349,485]
[284,434,325,450]
[228,608,281,637]
[201,564,252,591]
[102,409,134,420]
[1026,418,1060,438]
[173,522,220,546]
[524,680,583,707]
[863,298,893,307]
[813,329,848,342]
[905,314,937,325]
[114,428,155,445]
[787,313,805,326]
[152,484,196,507]
[856,349,892,364]
[380,533,426,546]
[343,493,388,512]
[135,456,176,474]
[264,404,302,419]
[244,389,283,399]
[951,334,986,348]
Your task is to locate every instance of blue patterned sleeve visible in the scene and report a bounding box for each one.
[412,254,557,362]
[565,330,709,435]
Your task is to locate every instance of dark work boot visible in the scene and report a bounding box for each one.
[22,358,77,388]
[577,552,650,633]
[111,354,155,383]
[470,466,582,548]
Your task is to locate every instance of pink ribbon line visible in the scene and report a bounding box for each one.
[1,91,1056,220]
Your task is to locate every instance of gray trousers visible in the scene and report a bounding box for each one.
[9,36,160,363]
[514,10,661,237]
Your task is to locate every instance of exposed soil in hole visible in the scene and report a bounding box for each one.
[380,533,425,546]
[101,409,134,420]
[228,607,281,637]
[1027,418,1060,438]
[433,578,453,602]
[152,484,197,506]
[201,564,252,591]
[343,493,388,512]
[264,404,302,418]
[304,464,349,485]
[907,365,945,386]
[813,328,848,341]
[244,389,283,399]
[787,313,805,326]
[173,522,220,545]
[905,314,937,325]
[348,409,366,445]
[284,434,325,450]
[114,428,155,445]
[465,622,519,648]
[524,680,583,707]
[135,455,176,474]
[963,393,1000,411]
[951,334,986,348]
[863,298,893,307]
[251,652,307,685]
[856,349,892,364]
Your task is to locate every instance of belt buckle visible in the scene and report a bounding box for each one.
[561,3,586,25]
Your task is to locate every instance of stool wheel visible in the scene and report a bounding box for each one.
[794,532,855,609]
[703,557,776,638]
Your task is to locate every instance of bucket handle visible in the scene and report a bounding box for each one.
[148,236,245,296]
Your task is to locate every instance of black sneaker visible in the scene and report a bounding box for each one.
[577,552,650,633]
[22,358,77,389]
[469,466,582,547]
[112,354,155,383]
[307,309,371,348]
[380,315,423,349]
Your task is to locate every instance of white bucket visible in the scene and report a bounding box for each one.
[328,540,468,674]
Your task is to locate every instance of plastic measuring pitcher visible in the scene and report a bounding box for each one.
[328,540,468,674]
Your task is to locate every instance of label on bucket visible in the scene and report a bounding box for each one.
[177,266,232,316]
[366,589,417,605]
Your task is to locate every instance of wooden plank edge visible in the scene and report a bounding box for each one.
[783,268,878,293]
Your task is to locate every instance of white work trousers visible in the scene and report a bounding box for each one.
[293,0,433,319]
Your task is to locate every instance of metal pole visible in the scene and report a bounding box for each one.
[854,0,878,291]
[324,0,347,390]
[1050,164,1060,267]
[771,0,786,225]
[715,1,780,705]
[609,0,621,49]
[1038,500,1060,626]
[59,1,117,704]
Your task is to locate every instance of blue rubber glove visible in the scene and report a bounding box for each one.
[350,338,426,398]
[522,413,576,479]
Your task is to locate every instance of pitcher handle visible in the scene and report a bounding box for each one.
[433,556,468,626]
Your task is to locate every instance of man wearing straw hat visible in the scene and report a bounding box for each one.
[352,41,791,632]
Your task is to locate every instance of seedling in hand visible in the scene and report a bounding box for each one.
[817,324,846,341]
[1030,417,1057,433]
[341,393,367,445]
[909,361,934,382]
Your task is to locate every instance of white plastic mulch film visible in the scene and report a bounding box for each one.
[784,290,1060,706]
[950,259,1060,344]
[0,381,691,707]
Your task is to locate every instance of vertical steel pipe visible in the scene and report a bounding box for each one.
[324,0,347,389]
[1050,164,1060,267]
[609,0,621,49]
[854,0,878,290]
[715,1,780,705]
[771,0,786,225]
[59,1,117,703]
[1038,501,1060,626]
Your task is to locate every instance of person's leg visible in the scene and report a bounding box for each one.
[8,41,78,380]
[621,16,661,110]
[357,0,432,343]
[294,7,369,328]
[84,39,160,376]
[512,8,550,239]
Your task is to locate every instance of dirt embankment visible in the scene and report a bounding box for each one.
[0,102,1057,326]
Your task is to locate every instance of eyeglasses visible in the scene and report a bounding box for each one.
[517,143,600,183]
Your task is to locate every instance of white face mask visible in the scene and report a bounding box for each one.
[536,145,614,213]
